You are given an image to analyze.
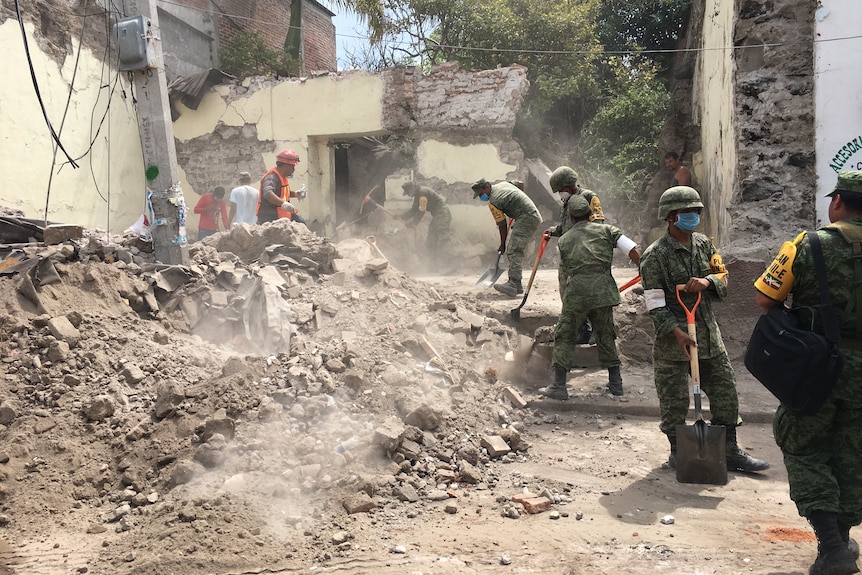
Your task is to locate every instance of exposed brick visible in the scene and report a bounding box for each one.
[480,435,511,458]
[511,494,552,514]
[502,386,528,409]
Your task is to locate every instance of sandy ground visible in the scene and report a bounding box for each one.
[0,228,833,575]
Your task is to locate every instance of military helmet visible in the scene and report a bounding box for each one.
[657,186,703,221]
[567,194,591,218]
[549,166,579,193]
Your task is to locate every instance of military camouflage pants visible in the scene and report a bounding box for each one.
[426,212,453,262]
[506,213,541,283]
[653,353,739,438]
[773,351,862,525]
[552,306,619,370]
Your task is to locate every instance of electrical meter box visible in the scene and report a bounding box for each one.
[113,16,157,71]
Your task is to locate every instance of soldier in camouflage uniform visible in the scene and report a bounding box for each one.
[401,182,454,266]
[545,166,607,344]
[472,178,543,296]
[640,186,769,474]
[538,195,640,400]
[754,171,862,575]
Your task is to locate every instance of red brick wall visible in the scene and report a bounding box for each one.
[302,4,336,72]
[215,0,335,73]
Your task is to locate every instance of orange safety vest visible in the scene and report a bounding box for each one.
[257,168,294,220]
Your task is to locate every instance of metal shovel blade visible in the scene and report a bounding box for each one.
[476,253,504,287]
[675,420,728,485]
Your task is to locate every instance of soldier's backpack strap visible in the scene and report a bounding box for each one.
[824,220,862,344]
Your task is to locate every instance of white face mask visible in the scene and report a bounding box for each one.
[559,191,572,202]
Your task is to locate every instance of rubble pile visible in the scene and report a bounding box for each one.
[0,220,584,573]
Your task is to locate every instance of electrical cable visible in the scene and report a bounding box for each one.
[14,0,79,169]
[44,0,90,224]
[153,0,862,57]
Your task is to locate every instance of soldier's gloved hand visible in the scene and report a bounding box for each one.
[281,201,296,213]
[543,229,552,240]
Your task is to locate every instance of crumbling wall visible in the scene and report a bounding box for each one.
[174,63,530,241]
[726,0,816,258]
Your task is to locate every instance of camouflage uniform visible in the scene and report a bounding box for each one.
[639,231,740,438]
[548,189,605,292]
[552,219,623,370]
[767,222,862,526]
[404,186,453,261]
[487,181,542,283]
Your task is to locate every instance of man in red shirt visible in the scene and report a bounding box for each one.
[194,186,229,241]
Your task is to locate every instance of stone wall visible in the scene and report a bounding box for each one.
[727,0,816,258]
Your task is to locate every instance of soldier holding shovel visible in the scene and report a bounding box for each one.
[639,186,769,473]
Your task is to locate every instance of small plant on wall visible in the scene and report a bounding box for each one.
[220,31,301,78]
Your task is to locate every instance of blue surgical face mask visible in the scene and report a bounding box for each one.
[479,193,490,202]
[674,212,700,231]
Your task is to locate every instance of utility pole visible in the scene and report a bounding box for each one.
[115,0,189,265]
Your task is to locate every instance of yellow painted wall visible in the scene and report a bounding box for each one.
[0,20,148,233]
[697,0,737,246]
[173,72,386,233]
[416,141,516,185]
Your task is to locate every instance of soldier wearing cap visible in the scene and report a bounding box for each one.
[229,171,259,226]
[754,170,862,575]
[538,195,640,400]
[472,178,543,296]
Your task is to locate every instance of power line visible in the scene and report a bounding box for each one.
[152,0,862,58]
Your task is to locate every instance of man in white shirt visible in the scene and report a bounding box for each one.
[229,171,259,225]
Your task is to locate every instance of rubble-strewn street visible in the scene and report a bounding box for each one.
[0,220,829,574]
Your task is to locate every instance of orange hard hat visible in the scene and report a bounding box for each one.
[276,149,300,165]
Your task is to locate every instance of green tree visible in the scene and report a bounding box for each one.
[579,60,670,229]
[220,31,300,78]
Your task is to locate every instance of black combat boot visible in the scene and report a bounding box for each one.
[663,435,677,470]
[839,521,860,560]
[809,511,860,575]
[494,278,523,297]
[539,366,569,400]
[725,426,770,472]
[607,365,623,396]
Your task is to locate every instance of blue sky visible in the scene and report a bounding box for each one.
[331,10,370,69]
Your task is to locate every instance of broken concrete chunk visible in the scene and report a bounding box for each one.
[403,404,441,431]
[342,492,376,514]
[373,417,405,452]
[456,307,484,330]
[83,395,116,422]
[47,315,80,347]
[365,258,389,272]
[480,435,511,458]
[502,386,528,409]
[122,364,147,386]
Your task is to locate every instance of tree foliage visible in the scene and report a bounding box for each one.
[335,0,690,214]
[220,31,300,78]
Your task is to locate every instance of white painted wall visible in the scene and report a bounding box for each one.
[814,1,862,225]
[0,20,147,233]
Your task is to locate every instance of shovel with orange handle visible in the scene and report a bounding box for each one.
[674,284,727,485]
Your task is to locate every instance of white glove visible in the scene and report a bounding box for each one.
[280,201,295,212]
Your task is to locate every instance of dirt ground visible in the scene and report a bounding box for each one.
[0,221,833,575]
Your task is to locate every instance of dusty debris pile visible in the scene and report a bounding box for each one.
[0,220,575,573]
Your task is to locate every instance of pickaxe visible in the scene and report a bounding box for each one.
[360,187,400,219]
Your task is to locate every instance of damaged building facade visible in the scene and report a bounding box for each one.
[2,0,861,262]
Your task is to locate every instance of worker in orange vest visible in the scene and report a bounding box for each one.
[256,149,308,226]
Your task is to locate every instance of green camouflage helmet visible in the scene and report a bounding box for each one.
[828,170,862,197]
[657,186,703,221]
[567,194,591,218]
[550,166,579,193]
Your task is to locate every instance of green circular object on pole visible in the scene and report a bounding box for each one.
[145,165,160,181]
